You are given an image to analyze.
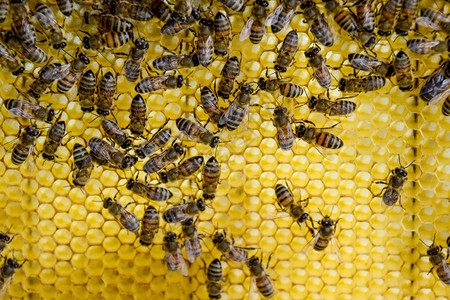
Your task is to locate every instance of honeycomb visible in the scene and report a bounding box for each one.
[0,0,449,298]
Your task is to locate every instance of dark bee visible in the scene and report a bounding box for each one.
[218,56,240,99]
[0,228,13,254]
[102,195,140,233]
[135,127,171,159]
[4,98,54,122]
[373,157,413,206]
[88,137,136,169]
[139,205,159,246]
[407,38,449,55]
[197,18,214,68]
[124,38,149,82]
[443,96,450,116]
[78,70,96,112]
[95,71,116,116]
[0,0,9,23]
[219,83,253,131]
[419,60,450,103]
[394,0,419,36]
[308,214,339,253]
[307,95,356,116]
[142,142,184,174]
[176,118,219,148]
[239,0,281,44]
[200,86,222,124]
[294,120,343,150]
[164,232,188,276]
[217,0,244,12]
[149,0,172,22]
[11,124,39,166]
[126,178,173,202]
[108,0,153,21]
[163,199,206,224]
[72,143,93,187]
[57,53,90,94]
[417,8,450,34]
[159,156,204,183]
[55,0,72,16]
[28,63,71,99]
[356,0,375,33]
[202,156,221,200]
[300,0,334,47]
[214,11,232,57]
[206,259,224,299]
[246,256,275,299]
[271,0,298,33]
[0,42,24,76]
[423,237,450,285]
[275,30,298,73]
[393,50,413,91]
[161,11,199,35]
[212,230,249,262]
[182,218,202,263]
[135,75,184,94]
[377,0,402,36]
[42,120,65,161]
[152,54,199,71]
[305,46,331,90]
[0,257,26,296]
[129,94,147,136]
[258,77,303,98]
[35,3,66,49]
[101,119,131,149]
[273,106,294,151]
[11,2,36,46]
[87,13,134,33]
[102,31,133,49]
[2,31,48,64]
[338,76,386,93]
[348,53,394,77]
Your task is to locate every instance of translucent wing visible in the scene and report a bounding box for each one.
[262,211,290,220]
[24,143,36,172]
[0,276,12,298]
[6,101,38,119]
[266,5,283,26]
[325,234,342,263]
[350,57,382,71]
[429,85,450,106]
[175,248,189,276]
[239,17,253,41]
[416,17,442,30]
[41,63,72,81]
[219,101,238,127]
[280,9,295,28]
[303,230,320,254]
[185,234,201,263]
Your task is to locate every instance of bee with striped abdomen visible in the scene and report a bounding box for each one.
[218,56,240,99]
[275,30,298,73]
[135,127,171,159]
[87,13,134,33]
[35,3,66,49]
[88,137,136,169]
[306,213,340,259]
[102,195,140,233]
[407,38,449,55]
[442,96,450,116]
[307,95,356,116]
[219,83,253,131]
[377,0,402,36]
[305,46,331,90]
[149,0,172,22]
[2,31,48,64]
[394,0,419,36]
[419,59,450,104]
[182,218,202,263]
[152,54,199,71]
[4,98,54,122]
[300,0,334,47]
[108,0,153,21]
[163,199,206,224]
[78,70,96,112]
[271,0,298,34]
[0,256,26,297]
[159,156,204,183]
[72,143,93,187]
[197,18,214,68]
[11,1,36,46]
[212,230,249,262]
[142,142,184,174]
[28,63,71,99]
[258,75,303,99]
[294,120,343,151]
[416,8,450,34]
[135,74,184,94]
[214,11,232,57]
[126,178,173,202]
[95,71,116,116]
[201,86,222,124]
[42,120,65,161]
[101,119,132,149]
[422,236,450,285]
[176,118,219,148]
[129,94,147,136]
[246,255,275,299]
[347,53,394,78]
[161,10,199,35]
[206,259,224,299]
[11,124,39,166]
[164,231,188,276]
[355,0,375,33]
[56,0,72,16]
[217,0,244,12]
[139,205,159,246]
[0,41,24,76]
[393,50,413,91]
[202,156,221,200]
[124,38,149,82]
[272,106,294,151]
[338,76,386,93]
[57,53,90,94]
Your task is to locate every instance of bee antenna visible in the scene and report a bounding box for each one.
[419,238,430,247]
[62,48,74,59]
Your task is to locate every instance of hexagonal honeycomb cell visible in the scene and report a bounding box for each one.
[0,0,449,299]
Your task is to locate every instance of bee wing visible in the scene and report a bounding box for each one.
[239,17,253,41]
[266,5,283,26]
[0,275,12,298]
[249,277,260,300]
[219,101,238,127]
[262,211,291,219]
[350,57,382,71]
[280,9,296,28]
[415,17,442,30]
[6,106,35,119]
[303,230,320,254]
[428,85,450,106]
[325,234,342,263]
[185,235,201,263]
[25,143,36,172]
[175,248,189,276]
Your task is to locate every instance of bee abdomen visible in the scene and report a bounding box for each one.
[316,132,343,149]
[12,144,30,165]
[280,83,302,98]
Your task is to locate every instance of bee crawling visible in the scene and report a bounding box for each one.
[421,234,450,285]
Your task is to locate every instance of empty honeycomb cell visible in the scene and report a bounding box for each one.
[37,203,56,220]
[305,277,323,293]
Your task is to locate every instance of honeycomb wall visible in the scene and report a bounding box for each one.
[0,0,449,299]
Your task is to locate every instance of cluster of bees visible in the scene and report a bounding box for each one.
[0,0,448,297]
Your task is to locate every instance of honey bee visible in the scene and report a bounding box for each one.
[135,74,184,94]
[176,118,220,148]
[83,30,133,50]
[182,218,202,263]
[214,11,231,57]
[218,56,240,99]
[56,0,72,16]
[139,205,159,246]
[377,0,402,36]
[4,98,55,122]
[88,137,136,169]
[202,156,221,200]
[197,18,214,68]
[422,236,450,285]
[42,120,65,161]
[406,38,449,55]
[28,63,71,99]
[124,38,149,82]
[372,157,413,206]
[275,30,298,73]
[271,106,294,151]
[212,230,249,262]
[419,60,450,104]
[86,13,134,33]
[294,120,343,150]
[95,71,116,116]
[239,0,282,44]
[0,227,13,255]
[107,0,153,21]
[306,214,340,256]
[0,256,26,297]
[72,143,93,187]
[135,127,171,159]
[355,0,375,33]
[246,255,275,299]
[78,70,96,112]
[149,0,172,22]
[0,0,9,23]
[35,3,66,49]
[161,11,199,35]
[258,76,303,98]
[271,0,298,33]
[338,76,386,93]
[11,2,36,46]
[2,31,48,64]
[393,50,413,91]
[57,53,90,94]
[300,0,334,47]
[347,53,395,77]
[11,124,39,166]
[129,94,147,136]
[206,259,224,299]
[307,94,356,116]
[394,0,419,36]
[218,83,253,131]
[200,86,223,124]
[101,119,132,149]
[217,0,244,12]
[305,46,331,90]
[142,142,184,173]
[152,54,199,71]
[159,156,204,183]
[126,178,173,202]
[0,41,24,76]
[164,231,188,276]
[102,195,140,233]
[416,8,450,34]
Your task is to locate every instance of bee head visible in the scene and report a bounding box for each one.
[197,199,206,212]
[159,172,168,183]
[26,125,39,136]
[121,140,132,149]
[82,37,91,49]
[177,75,184,88]
[308,96,317,109]
[258,78,266,90]
[395,28,408,36]
[305,46,320,58]
[192,53,200,67]
[256,0,268,7]
[12,67,24,76]
[53,42,67,50]
[192,8,202,20]
[174,143,184,155]
[394,167,407,177]
[97,109,110,116]
[241,84,253,94]
[79,53,90,65]
[246,256,259,267]
[210,136,220,148]
[7,258,19,269]
[135,149,145,159]
[212,232,224,244]
[0,234,10,242]
[364,37,376,48]
[182,218,194,226]
[126,179,134,190]
[164,232,177,242]
[295,123,306,138]
[427,245,440,256]
[274,106,287,116]
[47,109,55,122]
[274,64,287,73]
[385,65,395,78]
[338,78,346,91]
[200,18,213,27]
[214,49,228,56]
[135,38,149,50]
[103,197,113,209]
[298,212,309,223]
[321,216,333,227]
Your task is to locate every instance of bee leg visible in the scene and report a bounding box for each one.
[427,266,434,275]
